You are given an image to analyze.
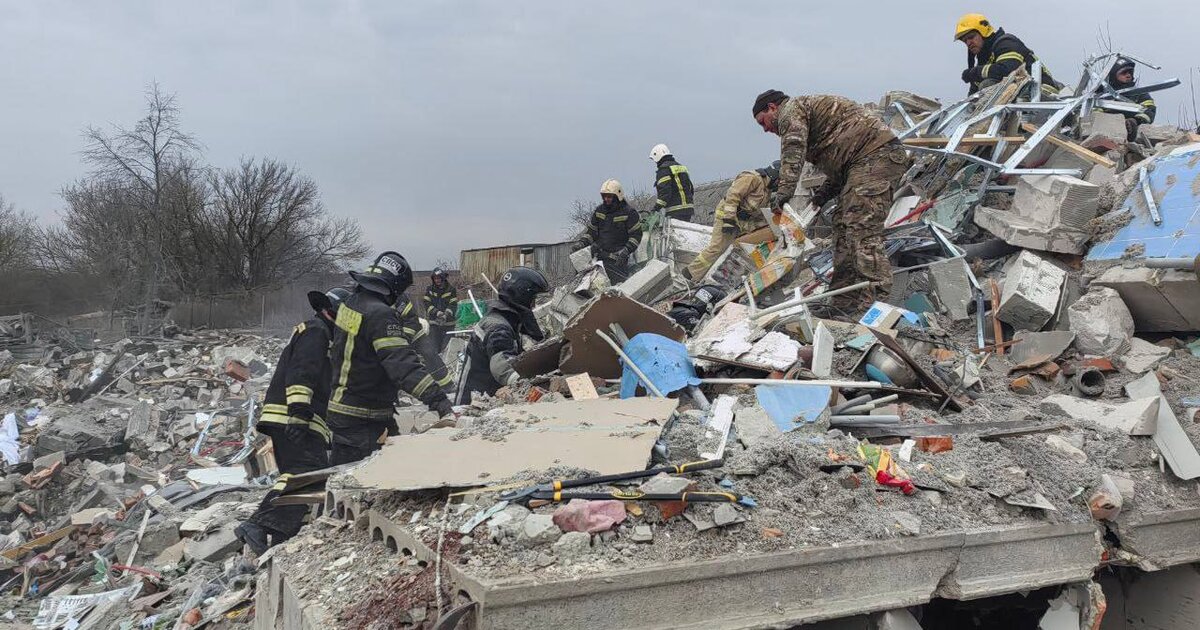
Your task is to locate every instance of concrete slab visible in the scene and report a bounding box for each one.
[975,175,1099,254]
[1039,394,1158,436]
[927,258,973,321]
[1122,338,1171,374]
[1125,373,1200,481]
[1094,266,1200,333]
[615,259,672,303]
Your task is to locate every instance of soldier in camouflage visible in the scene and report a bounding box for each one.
[752,89,909,307]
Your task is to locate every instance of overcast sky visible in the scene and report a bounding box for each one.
[2,1,1197,268]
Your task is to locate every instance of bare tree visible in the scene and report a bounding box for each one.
[0,194,36,272]
[201,158,368,291]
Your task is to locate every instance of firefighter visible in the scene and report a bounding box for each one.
[326,251,455,465]
[649,144,695,222]
[454,267,550,405]
[423,268,458,353]
[234,286,346,555]
[1106,57,1157,141]
[572,179,642,282]
[683,162,779,281]
[954,14,1061,96]
[752,89,909,308]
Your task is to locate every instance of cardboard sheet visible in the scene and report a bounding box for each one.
[347,398,678,491]
[559,292,686,379]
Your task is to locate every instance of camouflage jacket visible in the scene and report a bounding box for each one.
[775,95,896,203]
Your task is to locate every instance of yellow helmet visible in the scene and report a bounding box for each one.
[600,179,625,202]
[953,13,993,41]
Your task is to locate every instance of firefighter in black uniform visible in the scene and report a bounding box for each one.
[396,291,456,395]
[954,14,1061,96]
[327,252,455,465]
[1105,57,1157,141]
[649,143,695,222]
[454,267,550,405]
[234,286,347,555]
[572,179,642,282]
[423,268,458,353]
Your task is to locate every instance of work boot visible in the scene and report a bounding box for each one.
[234,522,270,556]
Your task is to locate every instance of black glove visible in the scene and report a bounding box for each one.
[430,396,454,418]
[961,67,979,84]
[288,402,313,421]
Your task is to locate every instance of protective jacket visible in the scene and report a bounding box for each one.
[775,95,897,204]
[423,283,458,323]
[654,156,695,219]
[258,317,333,443]
[1109,78,1157,125]
[964,28,1061,95]
[328,289,452,421]
[578,201,642,254]
[455,300,541,405]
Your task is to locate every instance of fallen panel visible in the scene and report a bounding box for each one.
[1094,266,1200,332]
[1125,372,1200,480]
[1039,394,1157,435]
[1111,507,1200,570]
[559,291,686,379]
[346,398,678,491]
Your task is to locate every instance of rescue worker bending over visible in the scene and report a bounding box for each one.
[954,14,1061,96]
[235,286,346,555]
[572,179,642,282]
[753,89,909,308]
[455,267,550,405]
[327,251,454,465]
[1106,57,1157,141]
[423,268,458,353]
[684,162,779,281]
[396,291,457,395]
[650,144,695,222]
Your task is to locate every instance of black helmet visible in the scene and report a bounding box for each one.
[756,161,782,191]
[1109,57,1136,84]
[308,286,351,313]
[349,251,413,297]
[432,267,448,281]
[694,284,727,311]
[498,266,550,310]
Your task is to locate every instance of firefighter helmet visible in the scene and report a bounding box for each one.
[649,144,671,163]
[349,251,414,297]
[756,160,782,190]
[307,286,351,314]
[953,13,993,41]
[600,179,626,202]
[498,266,550,310]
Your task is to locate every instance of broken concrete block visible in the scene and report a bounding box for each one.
[639,473,692,495]
[1081,111,1130,144]
[1095,266,1200,333]
[997,251,1066,331]
[551,531,591,562]
[516,514,561,548]
[1045,435,1088,463]
[183,522,242,563]
[70,507,115,526]
[1122,337,1172,374]
[629,524,653,543]
[1067,287,1135,355]
[891,511,921,536]
[1009,331,1076,369]
[615,259,672,303]
[712,504,746,527]
[1125,372,1200,480]
[975,175,1100,254]
[570,246,593,272]
[1039,394,1158,435]
[927,258,973,321]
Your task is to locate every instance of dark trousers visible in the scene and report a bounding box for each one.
[246,425,329,539]
[327,414,396,466]
[429,323,453,354]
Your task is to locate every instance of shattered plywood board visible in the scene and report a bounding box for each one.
[347,398,679,491]
[559,291,686,379]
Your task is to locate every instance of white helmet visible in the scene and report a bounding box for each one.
[600,179,625,202]
[649,143,671,163]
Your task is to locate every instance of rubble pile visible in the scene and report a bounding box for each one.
[0,328,286,627]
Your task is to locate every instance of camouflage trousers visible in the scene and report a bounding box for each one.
[830,142,908,296]
[685,203,767,280]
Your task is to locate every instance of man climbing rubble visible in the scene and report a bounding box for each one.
[326,251,455,465]
[572,179,642,282]
[752,89,908,307]
[454,266,549,405]
[234,287,346,555]
[649,143,695,222]
[423,268,458,353]
[954,13,1062,96]
[683,162,779,281]
[1104,57,1157,141]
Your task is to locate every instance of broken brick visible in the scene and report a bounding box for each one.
[223,359,250,382]
[1010,375,1037,395]
[1031,362,1061,380]
[916,436,954,454]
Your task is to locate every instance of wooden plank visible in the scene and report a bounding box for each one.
[902,136,1026,147]
[2,526,75,560]
[1020,122,1117,168]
